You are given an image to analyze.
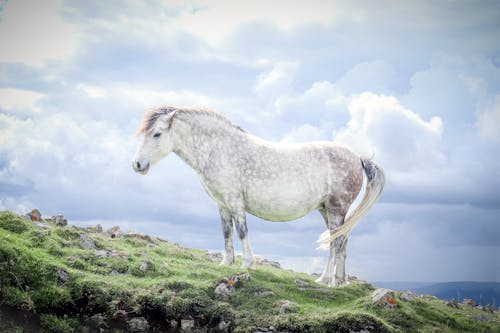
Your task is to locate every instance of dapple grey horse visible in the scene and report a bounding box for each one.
[132,106,384,286]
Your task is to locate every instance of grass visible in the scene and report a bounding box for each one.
[0,210,499,333]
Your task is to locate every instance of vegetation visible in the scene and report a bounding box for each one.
[0,211,498,332]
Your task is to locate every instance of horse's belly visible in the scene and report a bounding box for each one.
[244,185,327,222]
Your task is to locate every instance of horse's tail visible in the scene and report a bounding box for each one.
[317,158,385,249]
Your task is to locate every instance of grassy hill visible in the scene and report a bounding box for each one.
[0,211,499,333]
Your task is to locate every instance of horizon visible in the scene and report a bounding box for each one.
[1,0,499,283]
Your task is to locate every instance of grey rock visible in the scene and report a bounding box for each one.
[80,234,96,249]
[123,231,153,242]
[95,250,110,258]
[255,290,275,297]
[89,314,107,328]
[34,222,50,229]
[256,257,281,269]
[473,314,490,322]
[180,318,195,331]
[445,298,459,308]
[293,278,308,286]
[214,283,232,300]
[400,290,417,301]
[127,317,149,332]
[105,226,122,238]
[146,243,159,248]
[463,298,477,307]
[47,214,67,226]
[206,251,223,263]
[139,262,149,271]
[279,300,292,315]
[372,288,398,308]
[56,268,70,283]
[217,320,231,331]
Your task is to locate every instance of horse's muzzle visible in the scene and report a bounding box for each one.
[132,160,150,175]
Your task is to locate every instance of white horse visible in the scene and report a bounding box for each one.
[132,107,384,286]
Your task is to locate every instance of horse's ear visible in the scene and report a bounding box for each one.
[165,110,176,130]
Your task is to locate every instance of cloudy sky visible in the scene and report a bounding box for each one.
[0,0,499,282]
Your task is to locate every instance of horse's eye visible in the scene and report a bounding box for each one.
[153,132,161,138]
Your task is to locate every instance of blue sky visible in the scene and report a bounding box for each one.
[0,0,499,282]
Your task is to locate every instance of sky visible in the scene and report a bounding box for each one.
[0,0,499,282]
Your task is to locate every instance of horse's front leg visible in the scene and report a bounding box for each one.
[219,207,234,266]
[234,211,256,269]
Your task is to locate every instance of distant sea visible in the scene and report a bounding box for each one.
[373,281,500,308]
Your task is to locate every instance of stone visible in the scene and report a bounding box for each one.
[255,257,281,269]
[206,251,223,263]
[255,290,275,297]
[127,317,149,332]
[463,298,477,307]
[400,290,417,301]
[123,231,153,242]
[80,234,96,249]
[279,300,292,315]
[372,288,398,308]
[34,222,50,229]
[146,243,159,248]
[217,320,231,331]
[95,250,110,258]
[445,298,459,308]
[105,226,122,238]
[46,214,67,226]
[25,209,42,222]
[486,304,494,313]
[293,278,308,286]
[56,268,70,283]
[214,283,232,300]
[139,262,149,271]
[180,319,195,331]
[472,314,490,322]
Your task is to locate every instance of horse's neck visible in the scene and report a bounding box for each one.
[172,117,248,172]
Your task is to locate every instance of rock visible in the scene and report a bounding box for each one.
[206,251,223,263]
[96,224,102,233]
[80,234,96,249]
[46,214,67,226]
[372,288,398,308]
[105,226,122,238]
[139,262,149,271]
[217,320,231,332]
[256,257,281,269]
[473,314,490,322]
[56,268,70,283]
[127,317,149,332]
[463,298,477,307]
[34,222,50,229]
[24,209,42,221]
[214,283,232,300]
[180,318,195,331]
[88,314,107,328]
[445,298,459,308]
[255,290,275,297]
[486,304,494,313]
[146,243,159,248]
[95,250,110,258]
[293,278,308,286]
[123,231,153,242]
[279,300,292,315]
[400,290,417,301]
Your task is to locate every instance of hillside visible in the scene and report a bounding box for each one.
[0,211,499,333]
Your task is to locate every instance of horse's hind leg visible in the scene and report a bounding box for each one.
[219,207,235,266]
[234,211,256,269]
[315,205,347,286]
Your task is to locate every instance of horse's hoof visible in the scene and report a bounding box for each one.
[220,256,234,266]
[241,259,256,269]
[333,278,349,287]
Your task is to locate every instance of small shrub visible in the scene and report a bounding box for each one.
[40,314,77,333]
[1,286,34,311]
[0,212,30,233]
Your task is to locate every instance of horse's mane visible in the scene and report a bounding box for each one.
[137,106,245,134]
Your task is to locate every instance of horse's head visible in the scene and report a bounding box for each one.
[132,108,177,175]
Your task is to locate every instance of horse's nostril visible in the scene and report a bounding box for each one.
[136,161,141,169]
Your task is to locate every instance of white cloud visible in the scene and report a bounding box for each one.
[76,84,107,98]
[0,88,45,112]
[255,61,298,96]
[476,96,500,140]
[334,92,444,176]
[176,0,337,45]
[0,0,78,66]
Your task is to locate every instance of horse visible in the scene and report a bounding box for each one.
[132,106,385,287]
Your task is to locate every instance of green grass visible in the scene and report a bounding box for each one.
[0,211,498,333]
